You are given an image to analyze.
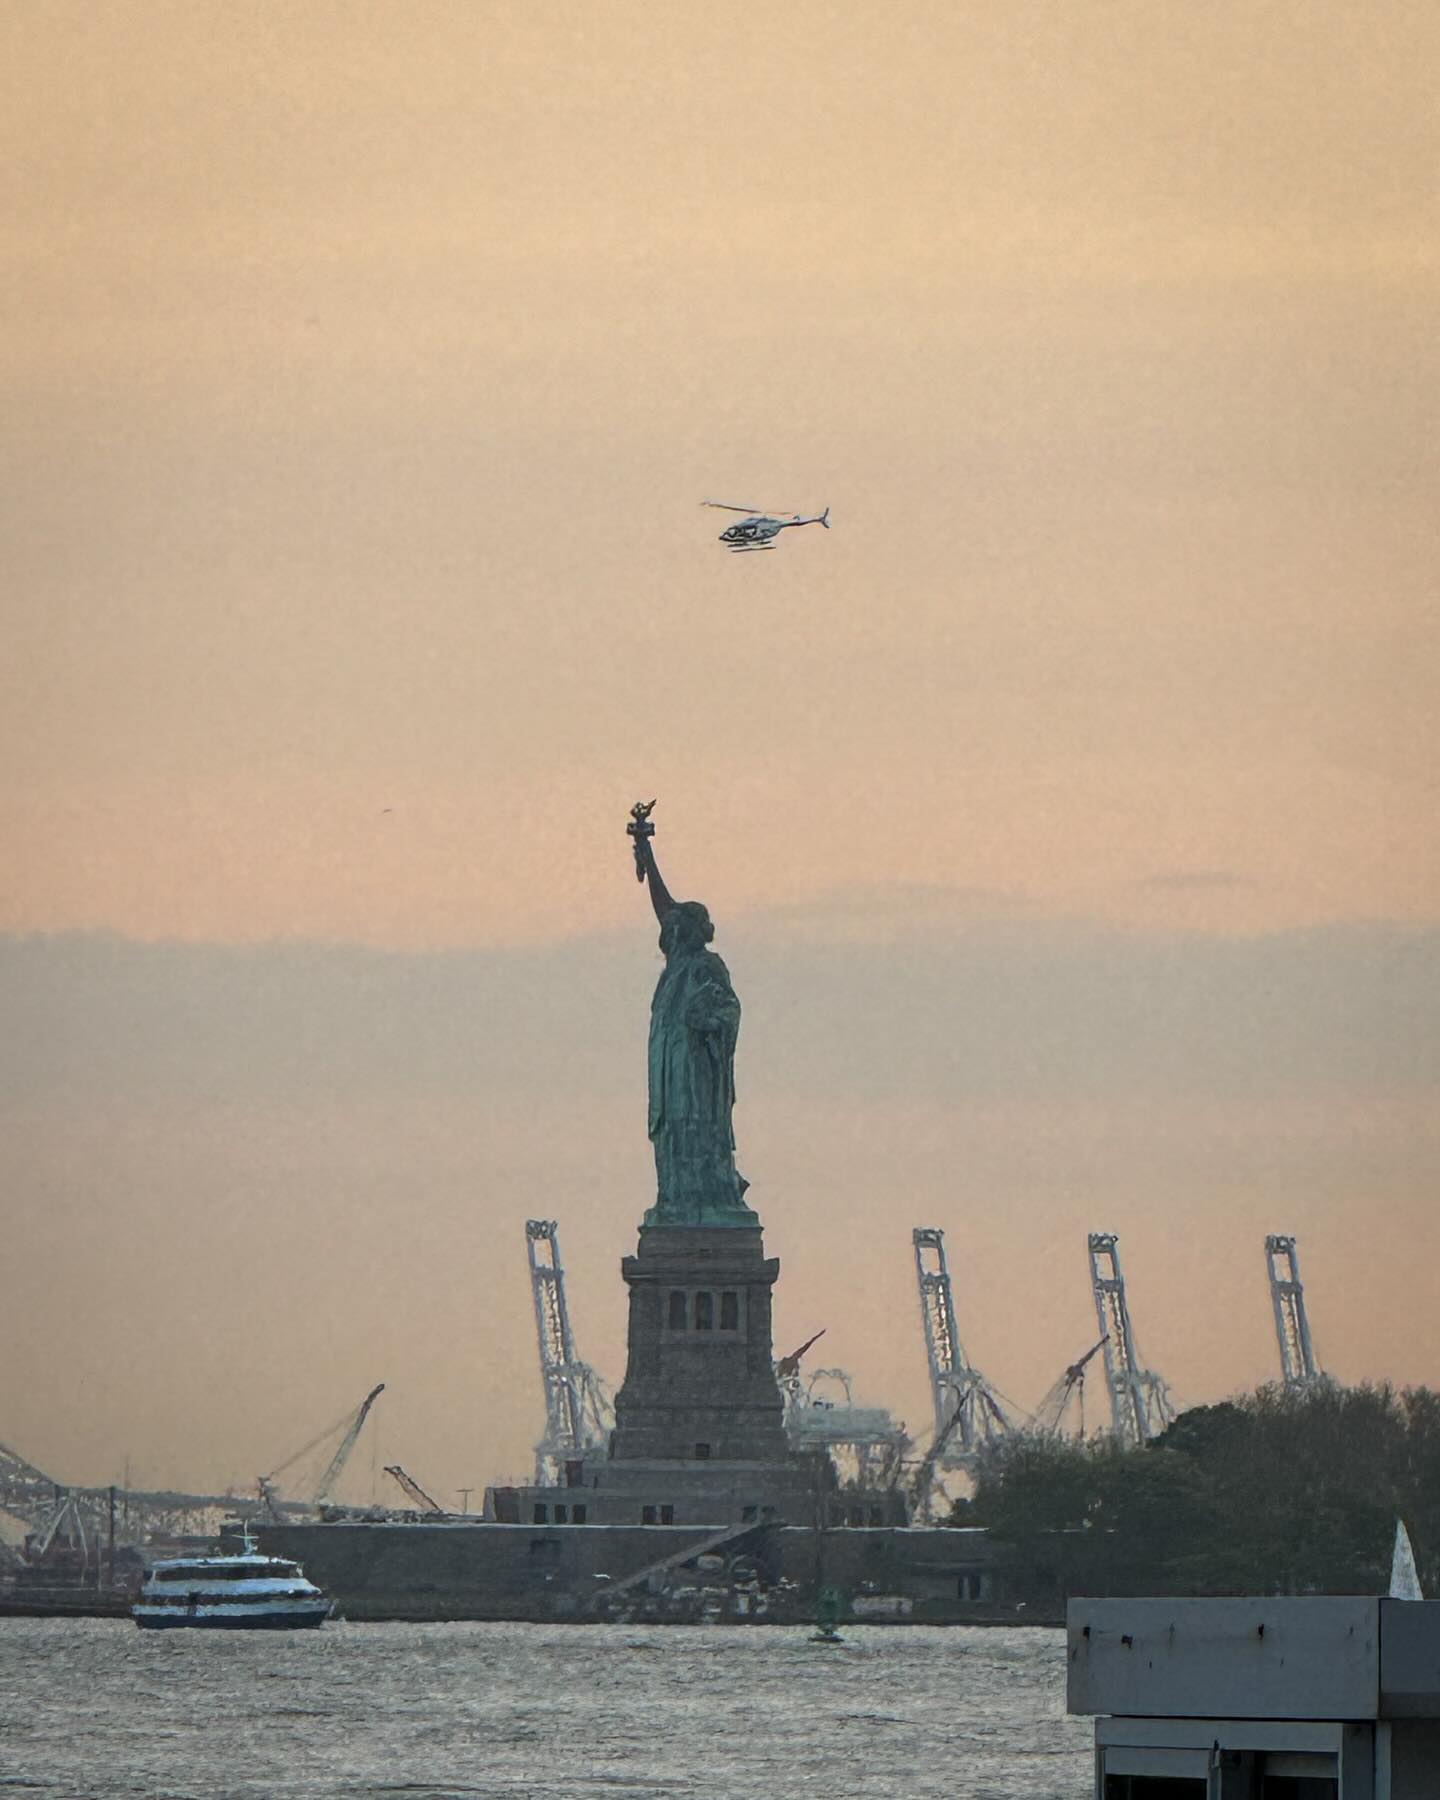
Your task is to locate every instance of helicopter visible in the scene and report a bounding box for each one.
[702,501,830,552]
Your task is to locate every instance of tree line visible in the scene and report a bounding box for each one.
[953,1381,1440,1603]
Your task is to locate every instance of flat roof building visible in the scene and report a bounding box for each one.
[1068,1596,1440,1798]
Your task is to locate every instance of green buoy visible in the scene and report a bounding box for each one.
[809,1584,845,1644]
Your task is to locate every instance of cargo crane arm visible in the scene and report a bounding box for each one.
[314,1383,385,1504]
[384,1464,443,1513]
[260,1382,386,1509]
[775,1330,826,1384]
[903,1401,967,1514]
[1033,1337,1108,1436]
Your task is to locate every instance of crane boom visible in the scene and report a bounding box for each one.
[1032,1337,1108,1437]
[384,1464,443,1513]
[313,1383,385,1504]
[775,1329,826,1383]
[905,1401,965,1513]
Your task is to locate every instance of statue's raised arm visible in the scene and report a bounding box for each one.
[623,800,757,1229]
[627,799,676,924]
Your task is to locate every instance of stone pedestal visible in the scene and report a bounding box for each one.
[609,1225,790,1463]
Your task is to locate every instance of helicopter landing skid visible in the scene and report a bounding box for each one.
[728,543,773,553]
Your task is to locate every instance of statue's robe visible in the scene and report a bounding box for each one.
[647,946,751,1222]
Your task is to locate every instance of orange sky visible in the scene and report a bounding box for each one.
[1,1,1436,1504]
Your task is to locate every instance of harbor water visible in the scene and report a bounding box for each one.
[0,1620,1088,1799]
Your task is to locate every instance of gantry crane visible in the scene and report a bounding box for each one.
[1087,1234,1174,1447]
[912,1227,1015,1470]
[525,1220,613,1486]
[1265,1234,1322,1390]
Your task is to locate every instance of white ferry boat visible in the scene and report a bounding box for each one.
[132,1546,331,1630]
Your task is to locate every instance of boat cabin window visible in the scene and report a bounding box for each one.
[155,1561,299,1582]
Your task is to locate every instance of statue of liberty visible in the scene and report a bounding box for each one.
[626,802,758,1227]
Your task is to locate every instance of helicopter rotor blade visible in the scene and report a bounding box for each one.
[702,501,768,515]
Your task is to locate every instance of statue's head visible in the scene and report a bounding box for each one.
[659,901,714,957]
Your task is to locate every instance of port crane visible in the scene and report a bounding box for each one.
[786,1366,910,1489]
[902,1396,972,1522]
[1031,1337,1108,1439]
[525,1220,614,1485]
[258,1382,386,1514]
[772,1329,909,1488]
[775,1329,827,1390]
[1265,1234,1322,1390]
[912,1227,1015,1467]
[384,1465,443,1513]
[1087,1234,1174,1447]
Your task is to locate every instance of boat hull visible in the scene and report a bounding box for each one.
[133,1606,329,1630]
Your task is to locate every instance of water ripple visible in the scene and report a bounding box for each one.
[0,1621,1088,1799]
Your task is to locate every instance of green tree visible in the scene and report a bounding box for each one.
[968,1381,1440,1602]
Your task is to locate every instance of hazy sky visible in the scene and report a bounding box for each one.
[2,2,1436,1505]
